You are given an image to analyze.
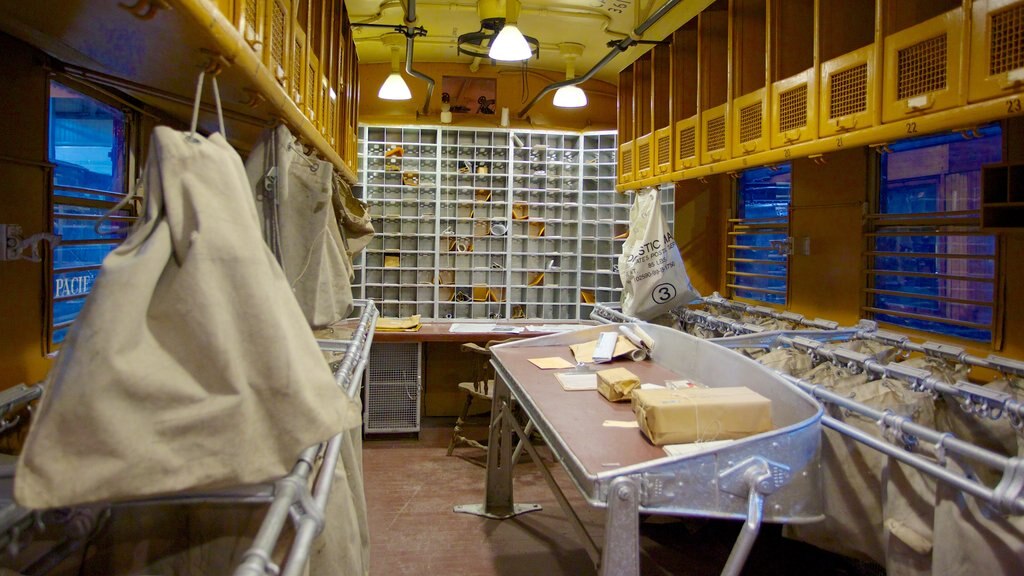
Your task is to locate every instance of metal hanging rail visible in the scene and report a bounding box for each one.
[235,299,378,576]
[699,293,841,331]
[0,301,379,575]
[776,333,1024,435]
[778,368,1024,516]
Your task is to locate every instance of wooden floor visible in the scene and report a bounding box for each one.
[363,417,884,576]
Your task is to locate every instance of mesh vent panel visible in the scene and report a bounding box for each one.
[778,84,808,133]
[637,141,651,168]
[307,64,316,112]
[897,34,947,100]
[678,125,696,160]
[293,39,302,96]
[271,1,286,71]
[365,343,420,433]
[739,103,762,144]
[706,115,726,152]
[991,5,1024,75]
[622,148,633,174]
[244,0,257,30]
[657,134,671,165]
[829,63,868,119]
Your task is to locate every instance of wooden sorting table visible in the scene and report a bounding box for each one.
[455,323,824,576]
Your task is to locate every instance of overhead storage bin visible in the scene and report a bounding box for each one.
[770,0,816,148]
[699,3,730,164]
[652,43,673,175]
[818,0,877,138]
[730,0,769,155]
[672,20,700,171]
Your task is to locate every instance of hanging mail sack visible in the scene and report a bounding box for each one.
[619,187,700,319]
[15,127,359,509]
[246,125,354,328]
[333,174,375,260]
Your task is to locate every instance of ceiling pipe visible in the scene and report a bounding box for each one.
[403,0,434,116]
[517,0,686,119]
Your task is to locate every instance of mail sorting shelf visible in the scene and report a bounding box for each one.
[362,126,440,318]
[508,130,581,320]
[458,323,824,576]
[580,131,623,318]
[359,126,676,320]
[437,129,511,319]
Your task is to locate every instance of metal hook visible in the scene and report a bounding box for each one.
[118,0,170,20]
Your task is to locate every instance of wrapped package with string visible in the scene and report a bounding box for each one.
[245,124,354,328]
[632,387,773,446]
[15,118,359,509]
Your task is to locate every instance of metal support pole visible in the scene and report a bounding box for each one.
[599,476,641,576]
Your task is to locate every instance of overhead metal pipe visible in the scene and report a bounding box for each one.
[404,0,434,116]
[517,0,685,118]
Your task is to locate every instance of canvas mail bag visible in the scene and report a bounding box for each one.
[619,187,700,320]
[15,127,359,509]
[246,125,354,328]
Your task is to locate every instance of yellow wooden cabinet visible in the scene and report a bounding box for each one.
[969,0,1024,103]
[882,8,965,122]
[701,103,729,165]
[732,88,769,155]
[675,115,699,171]
[819,44,878,137]
[618,140,635,186]
[770,69,817,148]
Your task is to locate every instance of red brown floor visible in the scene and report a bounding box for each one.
[363,417,884,576]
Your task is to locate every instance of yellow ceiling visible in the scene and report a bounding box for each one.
[347,0,712,84]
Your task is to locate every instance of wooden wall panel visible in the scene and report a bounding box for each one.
[787,149,869,326]
[675,176,731,297]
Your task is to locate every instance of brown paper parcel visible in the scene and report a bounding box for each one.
[597,367,641,402]
[632,387,772,446]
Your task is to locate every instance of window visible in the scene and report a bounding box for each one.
[867,124,1001,342]
[48,81,134,347]
[728,164,792,305]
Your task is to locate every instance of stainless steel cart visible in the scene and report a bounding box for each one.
[455,323,824,576]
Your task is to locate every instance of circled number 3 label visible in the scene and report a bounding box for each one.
[653,283,676,304]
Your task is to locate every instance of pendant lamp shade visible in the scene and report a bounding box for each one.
[379,36,412,101]
[553,85,587,108]
[378,73,412,100]
[489,24,532,61]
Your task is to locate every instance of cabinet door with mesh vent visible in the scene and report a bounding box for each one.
[819,45,878,137]
[882,8,964,122]
[675,117,699,171]
[969,0,1024,103]
[771,70,817,148]
[237,0,265,55]
[263,0,291,91]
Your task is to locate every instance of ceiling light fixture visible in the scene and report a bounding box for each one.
[488,0,532,61]
[378,35,411,100]
[553,43,587,108]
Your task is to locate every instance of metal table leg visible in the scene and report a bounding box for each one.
[454,373,541,519]
[599,476,641,576]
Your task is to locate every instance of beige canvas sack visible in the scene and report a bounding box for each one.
[15,127,359,509]
[332,174,374,260]
[619,187,700,320]
[246,125,354,328]
[931,376,1024,575]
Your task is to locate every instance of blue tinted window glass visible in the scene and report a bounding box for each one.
[874,124,1001,341]
[53,297,88,326]
[53,243,118,270]
[49,82,126,194]
[733,164,791,305]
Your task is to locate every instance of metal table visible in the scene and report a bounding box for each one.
[456,323,824,576]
